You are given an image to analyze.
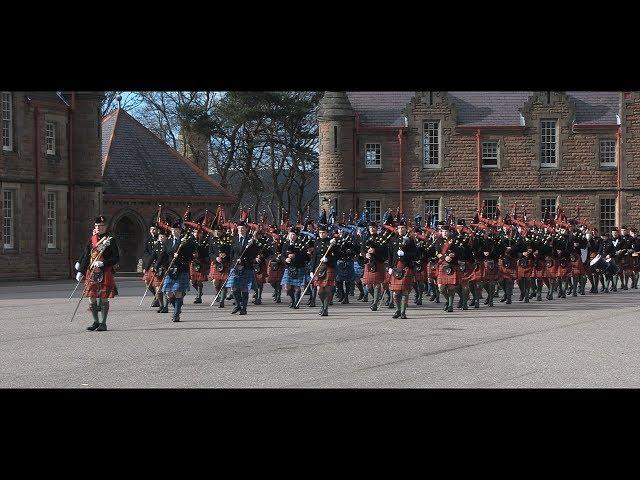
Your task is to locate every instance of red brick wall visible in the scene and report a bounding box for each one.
[319,92,640,231]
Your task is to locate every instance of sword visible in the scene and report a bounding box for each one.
[139,277,154,307]
[68,280,81,301]
[295,242,334,308]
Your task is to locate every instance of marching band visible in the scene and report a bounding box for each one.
[72,202,640,330]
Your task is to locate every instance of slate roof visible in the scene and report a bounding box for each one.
[24,91,70,106]
[101,109,235,201]
[345,91,620,127]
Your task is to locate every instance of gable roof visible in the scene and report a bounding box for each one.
[346,91,621,127]
[101,109,236,202]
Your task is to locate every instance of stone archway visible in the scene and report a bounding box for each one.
[111,209,146,272]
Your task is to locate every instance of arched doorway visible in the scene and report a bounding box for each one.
[112,215,144,272]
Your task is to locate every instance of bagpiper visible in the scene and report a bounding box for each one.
[387,220,417,319]
[361,221,390,311]
[227,221,259,315]
[75,215,120,331]
[208,224,232,308]
[190,227,211,304]
[142,222,160,307]
[312,224,338,316]
[161,219,197,322]
[279,226,310,309]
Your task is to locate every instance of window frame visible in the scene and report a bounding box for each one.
[424,198,440,224]
[363,199,382,223]
[46,191,57,249]
[599,197,617,234]
[599,139,616,168]
[422,120,441,169]
[481,140,499,169]
[364,143,382,169]
[45,121,56,156]
[540,197,557,219]
[2,92,13,152]
[2,189,15,250]
[540,119,558,167]
[483,198,499,220]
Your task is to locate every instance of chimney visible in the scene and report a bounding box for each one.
[178,127,209,172]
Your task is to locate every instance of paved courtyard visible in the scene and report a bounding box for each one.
[1,277,639,388]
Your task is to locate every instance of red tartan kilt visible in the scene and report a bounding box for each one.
[558,263,572,278]
[390,266,415,292]
[151,274,164,289]
[254,262,268,284]
[208,261,229,281]
[267,262,285,284]
[437,262,460,286]
[571,259,586,276]
[428,262,438,280]
[142,270,155,284]
[468,263,484,282]
[190,262,210,283]
[313,265,336,287]
[362,261,385,285]
[482,260,500,282]
[545,262,560,278]
[499,259,517,281]
[83,267,118,298]
[517,262,534,279]
[632,255,640,272]
[532,263,546,279]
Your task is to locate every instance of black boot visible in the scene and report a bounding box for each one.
[293,289,301,309]
[86,303,100,331]
[218,287,226,308]
[392,293,402,318]
[231,291,242,314]
[239,291,249,315]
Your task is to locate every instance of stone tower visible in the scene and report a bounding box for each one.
[178,127,209,172]
[317,92,356,217]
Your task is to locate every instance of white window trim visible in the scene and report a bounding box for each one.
[599,139,616,167]
[424,198,440,224]
[364,143,382,169]
[481,140,499,169]
[46,192,57,249]
[2,92,13,152]
[483,198,499,219]
[540,119,558,168]
[2,189,15,250]
[46,122,56,155]
[364,199,382,223]
[422,120,441,169]
[600,197,617,233]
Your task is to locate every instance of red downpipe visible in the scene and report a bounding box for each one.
[352,123,357,211]
[616,126,622,227]
[398,129,404,213]
[476,128,481,210]
[34,106,42,280]
[68,93,75,278]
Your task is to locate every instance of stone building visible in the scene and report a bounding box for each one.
[101,108,236,272]
[0,91,103,281]
[317,91,640,233]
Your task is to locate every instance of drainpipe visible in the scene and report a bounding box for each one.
[616,126,622,226]
[34,105,42,280]
[398,129,404,213]
[476,128,481,211]
[353,123,357,212]
[68,92,75,278]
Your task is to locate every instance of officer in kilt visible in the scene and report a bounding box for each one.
[387,220,417,319]
[190,228,211,304]
[208,225,232,308]
[362,221,389,311]
[280,227,310,309]
[162,220,197,322]
[227,221,259,315]
[142,223,160,307]
[312,224,338,316]
[75,215,120,331]
[516,232,535,303]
